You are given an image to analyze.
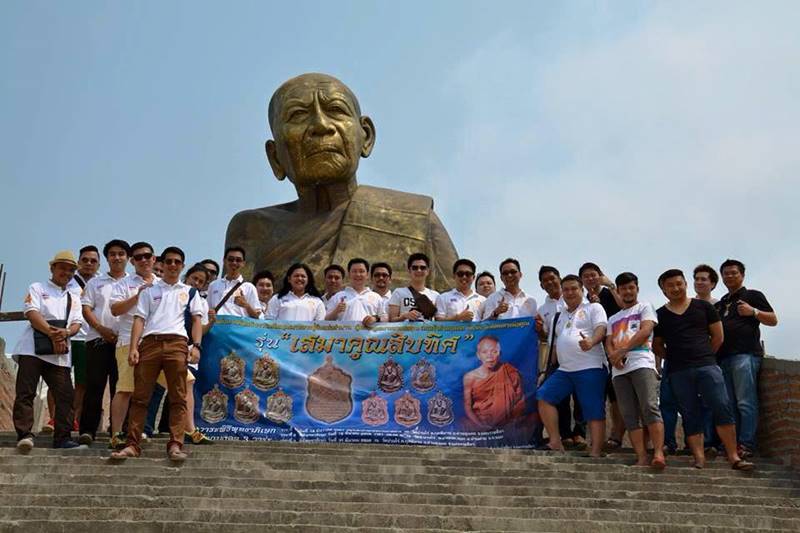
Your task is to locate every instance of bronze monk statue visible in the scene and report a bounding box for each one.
[224,73,458,290]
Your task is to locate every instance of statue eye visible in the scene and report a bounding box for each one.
[287,109,308,121]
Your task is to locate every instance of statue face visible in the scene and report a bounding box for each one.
[267,75,375,187]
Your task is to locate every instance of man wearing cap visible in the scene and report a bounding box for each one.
[13,251,85,452]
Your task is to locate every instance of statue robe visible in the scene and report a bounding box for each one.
[225,184,458,291]
[471,363,526,427]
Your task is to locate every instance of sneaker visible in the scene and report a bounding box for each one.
[78,433,94,446]
[41,419,54,434]
[17,437,34,454]
[108,433,127,450]
[54,440,87,450]
[185,430,213,445]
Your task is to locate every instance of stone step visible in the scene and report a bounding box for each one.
[0,434,786,463]
[2,472,798,500]
[5,493,800,520]
[1,505,799,530]
[4,481,798,510]
[0,443,790,475]
[0,454,794,482]
[1,519,790,533]
[0,462,794,491]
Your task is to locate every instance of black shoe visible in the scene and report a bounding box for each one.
[54,440,87,450]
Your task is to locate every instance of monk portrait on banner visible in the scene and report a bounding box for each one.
[462,335,526,430]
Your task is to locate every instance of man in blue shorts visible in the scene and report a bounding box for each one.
[537,275,608,457]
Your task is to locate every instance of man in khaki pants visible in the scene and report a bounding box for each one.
[111,246,203,462]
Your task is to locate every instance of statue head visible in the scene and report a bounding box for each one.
[266,73,376,189]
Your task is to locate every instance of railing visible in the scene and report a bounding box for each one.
[0,264,25,322]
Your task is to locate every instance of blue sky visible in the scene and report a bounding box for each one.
[1,1,797,357]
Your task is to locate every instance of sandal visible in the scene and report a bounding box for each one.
[731,459,754,471]
[651,456,667,470]
[109,446,139,460]
[168,444,187,462]
[604,438,622,450]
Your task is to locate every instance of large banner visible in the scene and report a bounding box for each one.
[195,316,539,447]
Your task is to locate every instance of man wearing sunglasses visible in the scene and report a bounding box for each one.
[435,259,485,322]
[198,259,220,296]
[206,246,260,320]
[388,253,440,322]
[111,246,204,462]
[64,245,100,432]
[481,258,538,320]
[108,241,158,449]
[78,240,129,445]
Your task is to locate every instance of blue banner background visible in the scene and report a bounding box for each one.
[195,316,539,447]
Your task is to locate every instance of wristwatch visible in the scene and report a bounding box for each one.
[753,308,759,318]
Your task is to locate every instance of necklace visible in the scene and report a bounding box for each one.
[565,305,580,329]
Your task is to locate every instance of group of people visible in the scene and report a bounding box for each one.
[11,240,777,470]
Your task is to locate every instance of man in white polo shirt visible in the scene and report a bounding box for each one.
[206,246,260,320]
[536,274,608,457]
[78,239,130,445]
[13,251,84,452]
[362,262,393,327]
[481,258,537,320]
[388,253,439,322]
[109,241,158,449]
[435,259,485,322]
[111,246,204,462]
[326,258,383,322]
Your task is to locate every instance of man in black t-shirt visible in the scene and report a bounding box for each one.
[579,262,624,449]
[715,259,778,458]
[652,269,753,470]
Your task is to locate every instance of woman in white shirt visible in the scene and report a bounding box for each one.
[265,263,325,321]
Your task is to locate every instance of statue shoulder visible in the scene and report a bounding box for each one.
[355,185,434,212]
[225,200,299,247]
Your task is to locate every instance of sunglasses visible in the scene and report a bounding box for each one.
[501,269,519,276]
[133,253,153,261]
[372,272,390,278]
[410,265,428,271]
[164,258,183,266]
[455,271,475,278]
[207,270,219,276]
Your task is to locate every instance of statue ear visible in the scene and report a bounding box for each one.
[360,116,376,158]
[265,140,287,181]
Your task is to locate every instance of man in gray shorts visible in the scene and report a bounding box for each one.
[605,272,666,469]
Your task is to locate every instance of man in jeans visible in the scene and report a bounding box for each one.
[111,246,204,461]
[715,259,777,458]
[653,269,752,470]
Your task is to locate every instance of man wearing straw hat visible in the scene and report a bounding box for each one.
[13,250,85,452]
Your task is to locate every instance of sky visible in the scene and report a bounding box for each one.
[1,1,798,357]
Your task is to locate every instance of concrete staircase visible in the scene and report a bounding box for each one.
[1,433,799,532]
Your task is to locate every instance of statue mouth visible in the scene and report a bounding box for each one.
[306,145,344,157]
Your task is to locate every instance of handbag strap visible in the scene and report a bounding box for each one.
[214,280,243,312]
[66,292,72,321]
[72,274,87,290]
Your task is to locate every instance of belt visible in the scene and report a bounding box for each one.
[86,338,111,348]
[143,334,186,342]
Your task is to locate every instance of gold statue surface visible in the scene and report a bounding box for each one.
[225,73,458,289]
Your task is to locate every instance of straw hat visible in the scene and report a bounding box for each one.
[49,250,78,268]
